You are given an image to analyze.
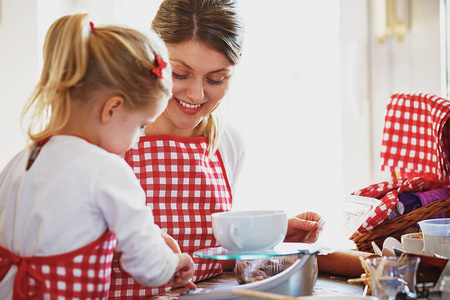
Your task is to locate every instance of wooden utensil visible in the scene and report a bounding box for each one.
[317,249,381,277]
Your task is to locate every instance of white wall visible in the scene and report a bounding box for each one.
[226,1,343,215]
[340,0,374,195]
[0,0,39,168]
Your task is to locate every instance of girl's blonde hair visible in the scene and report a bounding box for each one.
[152,0,244,154]
[22,13,172,147]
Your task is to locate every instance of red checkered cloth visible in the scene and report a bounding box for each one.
[380,93,450,182]
[352,93,450,232]
[110,135,232,299]
[0,230,116,300]
[352,176,447,232]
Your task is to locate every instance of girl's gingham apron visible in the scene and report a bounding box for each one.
[109,135,232,299]
[0,230,116,300]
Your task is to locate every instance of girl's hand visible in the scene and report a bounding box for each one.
[161,232,196,290]
[168,253,196,290]
[284,211,325,243]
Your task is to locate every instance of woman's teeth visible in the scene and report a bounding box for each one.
[178,99,201,109]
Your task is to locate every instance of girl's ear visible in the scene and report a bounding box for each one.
[101,96,124,124]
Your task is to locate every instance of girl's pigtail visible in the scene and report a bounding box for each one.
[22,14,91,146]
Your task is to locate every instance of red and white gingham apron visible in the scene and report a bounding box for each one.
[109,135,232,299]
[380,93,450,182]
[0,230,116,300]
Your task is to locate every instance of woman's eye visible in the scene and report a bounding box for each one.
[172,72,188,80]
[206,78,224,85]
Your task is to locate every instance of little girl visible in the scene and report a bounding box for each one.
[0,13,195,299]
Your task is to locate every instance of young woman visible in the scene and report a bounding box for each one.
[110,1,322,298]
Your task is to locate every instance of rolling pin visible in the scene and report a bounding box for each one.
[317,249,380,277]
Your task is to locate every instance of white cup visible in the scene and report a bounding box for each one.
[401,232,424,254]
[211,210,288,251]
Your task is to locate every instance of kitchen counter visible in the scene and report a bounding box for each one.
[146,271,365,299]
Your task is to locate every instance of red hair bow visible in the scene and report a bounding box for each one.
[152,55,167,79]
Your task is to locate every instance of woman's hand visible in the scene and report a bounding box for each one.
[284,211,325,243]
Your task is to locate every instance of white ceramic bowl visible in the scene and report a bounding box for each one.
[212,210,288,251]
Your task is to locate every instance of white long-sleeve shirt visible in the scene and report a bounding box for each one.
[0,135,179,298]
[218,123,245,200]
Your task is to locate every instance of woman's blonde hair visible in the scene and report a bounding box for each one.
[22,13,172,147]
[152,0,244,154]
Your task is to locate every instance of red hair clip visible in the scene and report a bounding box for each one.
[152,55,167,79]
[89,21,95,32]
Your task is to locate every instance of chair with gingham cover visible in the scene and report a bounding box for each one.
[353,93,450,233]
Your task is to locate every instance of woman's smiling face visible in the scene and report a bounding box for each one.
[148,40,234,137]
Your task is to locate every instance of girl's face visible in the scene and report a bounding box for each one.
[148,40,234,137]
[101,98,168,155]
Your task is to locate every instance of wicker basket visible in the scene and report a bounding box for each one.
[350,197,450,252]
